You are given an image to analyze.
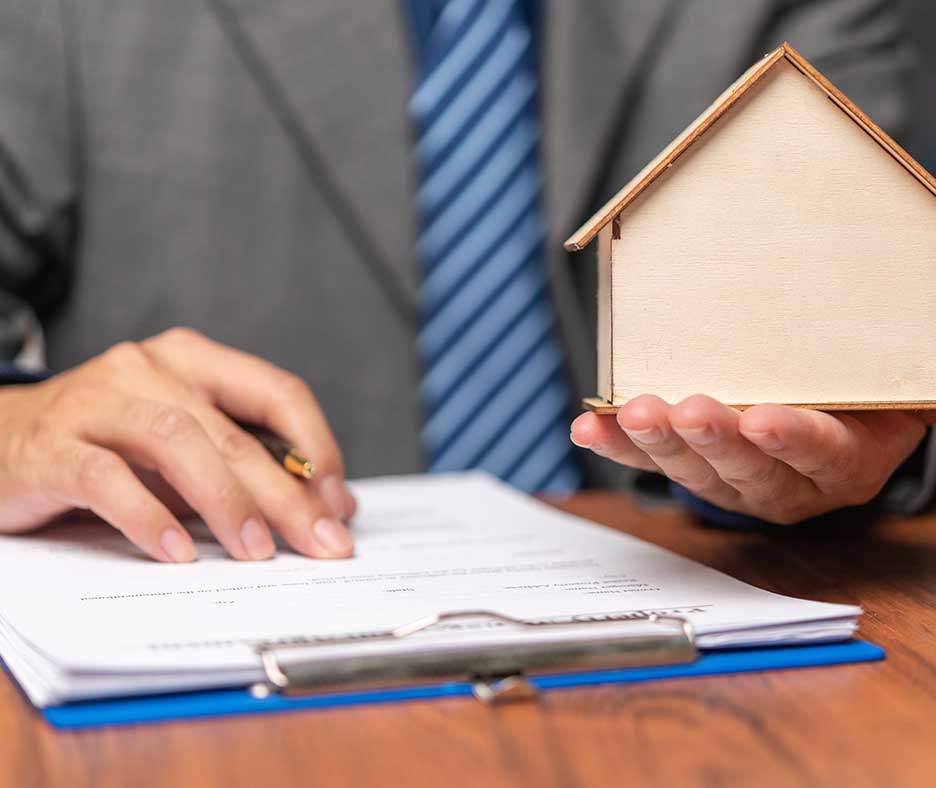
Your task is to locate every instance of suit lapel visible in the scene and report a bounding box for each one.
[208,0,421,317]
[543,0,681,245]
[540,0,681,421]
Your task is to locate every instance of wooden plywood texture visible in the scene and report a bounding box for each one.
[564,43,936,252]
[582,398,936,414]
[596,225,613,401]
[606,58,936,406]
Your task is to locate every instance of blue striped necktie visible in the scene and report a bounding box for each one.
[408,0,582,493]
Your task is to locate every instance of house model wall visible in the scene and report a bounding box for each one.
[565,44,936,413]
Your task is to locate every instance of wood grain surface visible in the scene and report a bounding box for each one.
[2,493,934,788]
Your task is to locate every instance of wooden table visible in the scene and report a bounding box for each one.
[3,493,935,788]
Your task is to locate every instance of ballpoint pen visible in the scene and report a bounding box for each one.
[237,424,316,480]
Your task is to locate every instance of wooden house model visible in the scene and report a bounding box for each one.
[565,43,936,414]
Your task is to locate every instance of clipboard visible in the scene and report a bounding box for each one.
[31,610,884,729]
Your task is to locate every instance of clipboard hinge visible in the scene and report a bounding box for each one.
[471,674,539,704]
[250,610,697,704]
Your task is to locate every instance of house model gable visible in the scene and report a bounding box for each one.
[565,43,936,414]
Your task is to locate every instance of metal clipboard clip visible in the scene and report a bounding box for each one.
[250,611,697,705]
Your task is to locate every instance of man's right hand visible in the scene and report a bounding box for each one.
[0,328,356,562]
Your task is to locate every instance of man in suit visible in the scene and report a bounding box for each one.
[0,0,931,561]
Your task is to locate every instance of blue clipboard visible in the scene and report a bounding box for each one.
[40,639,883,730]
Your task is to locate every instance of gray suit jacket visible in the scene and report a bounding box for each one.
[1,0,931,503]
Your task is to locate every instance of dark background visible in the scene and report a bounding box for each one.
[905,0,935,169]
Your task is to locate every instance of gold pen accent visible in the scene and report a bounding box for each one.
[237,423,317,480]
[284,448,316,480]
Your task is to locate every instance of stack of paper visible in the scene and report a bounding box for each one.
[0,474,861,707]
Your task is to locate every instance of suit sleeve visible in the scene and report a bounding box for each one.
[0,364,51,385]
[0,0,78,363]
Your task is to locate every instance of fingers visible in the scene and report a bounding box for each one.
[570,413,661,471]
[143,329,355,520]
[193,411,354,559]
[615,395,742,510]
[668,395,818,514]
[90,334,354,557]
[1,336,355,560]
[47,442,198,563]
[577,394,927,525]
[80,398,276,561]
[739,405,926,499]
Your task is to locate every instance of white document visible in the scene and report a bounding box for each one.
[0,473,860,706]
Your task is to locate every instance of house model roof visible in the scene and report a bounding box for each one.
[563,42,936,252]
